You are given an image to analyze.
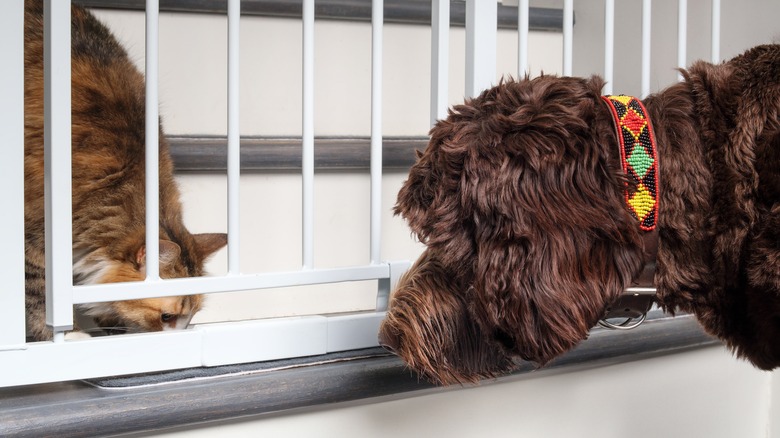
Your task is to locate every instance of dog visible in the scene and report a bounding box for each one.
[378,44,780,385]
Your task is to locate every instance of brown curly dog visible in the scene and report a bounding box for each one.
[379,45,780,385]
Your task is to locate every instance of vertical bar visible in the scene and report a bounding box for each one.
[145,0,160,280]
[465,0,497,98]
[562,0,573,76]
[377,260,411,312]
[603,0,614,94]
[227,0,241,274]
[711,0,720,63]
[302,0,314,269]
[370,0,383,264]
[641,0,652,98]
[430,0,450,126]
[677,0,687,81]
[0,0,27,346]
[517,0,529,77]
[44,0,75,338]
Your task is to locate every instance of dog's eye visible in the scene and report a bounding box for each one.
[161,313,177,323]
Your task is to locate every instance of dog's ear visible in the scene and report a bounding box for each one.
[395,115,477,269]
[397,75,604,244]
[472,238,643,364]
[453,76,645,364]
[394,147,435,236]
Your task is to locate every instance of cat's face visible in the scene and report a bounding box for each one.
[77,233,226,335]
[80,295,203,334]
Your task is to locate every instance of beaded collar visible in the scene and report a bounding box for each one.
[601,95,659,231]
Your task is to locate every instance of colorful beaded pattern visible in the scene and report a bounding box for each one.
[601,95,659,231]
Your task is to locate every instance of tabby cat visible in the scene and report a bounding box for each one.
[24,1,227,340]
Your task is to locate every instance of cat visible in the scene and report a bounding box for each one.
[23,0,227,341]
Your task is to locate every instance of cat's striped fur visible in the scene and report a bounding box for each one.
[23,1,227,340]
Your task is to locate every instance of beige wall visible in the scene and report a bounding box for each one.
[564,0,780,96]
[93,10,563,137]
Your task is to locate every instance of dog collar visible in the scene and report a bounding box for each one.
[600,95,660,330]
[601,95,659,231]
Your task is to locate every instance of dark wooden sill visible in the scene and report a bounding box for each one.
[76,0,565,32]
[168,135,424,172]
[0,311,717,437]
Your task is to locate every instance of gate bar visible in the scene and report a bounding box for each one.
[641,0,652,97]
[0,0,27,347]
[74,265,391,303]
[465,0,497,98]
[44,0,75,339]
[430,0,450,126]
[677,0,687,81]
[562,0,573,76]
[302,0,315,269]
[711,0,720,62]
[227,0,241,274]
[517,0,529,76]
[603,0,614,95]
[370,0,383,264]
[145,0,161,280]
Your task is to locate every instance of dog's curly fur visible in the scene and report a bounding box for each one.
[379,45,780,385]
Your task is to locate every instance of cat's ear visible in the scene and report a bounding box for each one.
[135,240,182,267]
[159,240,182,266]
[193,233,228,260]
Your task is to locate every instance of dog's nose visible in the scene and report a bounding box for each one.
[378,325,400,354]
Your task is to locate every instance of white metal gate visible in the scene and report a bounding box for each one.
[0,0,728,388]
